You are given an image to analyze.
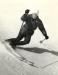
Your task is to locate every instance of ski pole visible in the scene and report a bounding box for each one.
[40,38,46,43]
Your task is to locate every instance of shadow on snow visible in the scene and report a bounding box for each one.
[17,47,58,56]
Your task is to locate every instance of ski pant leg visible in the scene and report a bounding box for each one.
[11,32,24,45]
[14,35,31,45]
[6,31,24,45]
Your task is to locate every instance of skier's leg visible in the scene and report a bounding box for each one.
[10,32,24,46]
[5,32,23,43]
[5,31,24,49]
[15,35,31,45]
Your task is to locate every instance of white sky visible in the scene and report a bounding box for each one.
[0,0,58,50]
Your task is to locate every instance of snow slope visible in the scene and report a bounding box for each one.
[0,42,58,75]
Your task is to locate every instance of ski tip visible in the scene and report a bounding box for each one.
[2,40,5,43]
[5,39,11,43]
[2,39,10,44]
[5,39,9,42]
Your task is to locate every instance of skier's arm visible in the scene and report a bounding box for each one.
[21,14,27,22]
[37,19,49,39]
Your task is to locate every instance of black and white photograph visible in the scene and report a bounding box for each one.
[0,0,58,75]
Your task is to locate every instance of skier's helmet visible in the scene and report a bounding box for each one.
[25,9,30,14]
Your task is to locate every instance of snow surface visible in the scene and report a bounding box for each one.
[0,42,58,75]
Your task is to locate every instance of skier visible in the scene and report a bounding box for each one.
[6,9,49,49]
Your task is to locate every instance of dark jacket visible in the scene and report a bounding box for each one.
[21,13,45,36]
[21,14,38,30]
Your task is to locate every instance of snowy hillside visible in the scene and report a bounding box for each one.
[0,42,58,75]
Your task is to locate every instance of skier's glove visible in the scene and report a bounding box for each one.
[45,36,49,39]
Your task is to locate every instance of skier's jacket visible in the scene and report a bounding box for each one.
[20,13,45,35]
